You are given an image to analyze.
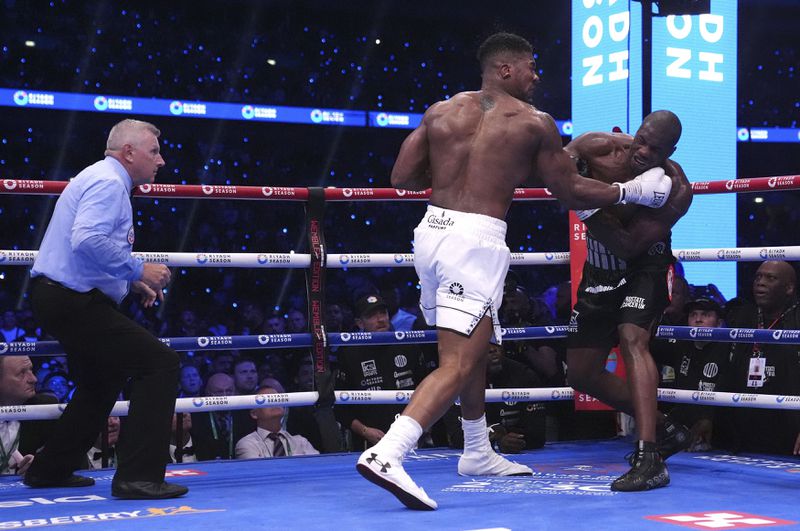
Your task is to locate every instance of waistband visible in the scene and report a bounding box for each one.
[422,205,507,245]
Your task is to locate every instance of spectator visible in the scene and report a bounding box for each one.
[380,286,417,332]
[233,358,259,395]
[335,294,431,450]
[717,261,800,455]
[286,308,307,334]
[235,386,319,458]
[170,414,197,464]
[191,373,255,460]
[238,301,265,335]
[264,312,287,334]
[209,352,235,376]
[86,417,121,470]
[1,310,25,343]
[0,356,56,476]
[653,298,730,452]
[178,365,203,398]
[443,343,547,453]
[41,371,73,403]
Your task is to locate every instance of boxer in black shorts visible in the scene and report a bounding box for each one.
[565,110,693,491]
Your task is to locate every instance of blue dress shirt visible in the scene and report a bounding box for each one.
[31,156,144,304]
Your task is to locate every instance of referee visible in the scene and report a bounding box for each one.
[24,119,187,500]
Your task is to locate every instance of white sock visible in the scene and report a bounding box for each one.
[461,414,491,458]
[375,415,423,458]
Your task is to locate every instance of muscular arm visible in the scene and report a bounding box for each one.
[585,161,692,260]
[390,108,434,191]
[532,115,622,209]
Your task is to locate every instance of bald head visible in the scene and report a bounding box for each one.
[754,261,797,313]
[206,372,235,396]
[642,110,682,147]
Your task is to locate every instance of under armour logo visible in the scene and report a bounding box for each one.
[366,453,392,473]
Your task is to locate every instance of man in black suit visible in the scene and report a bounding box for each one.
[190,373,255,460]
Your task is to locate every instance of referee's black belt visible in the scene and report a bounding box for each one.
[34,276,74,291]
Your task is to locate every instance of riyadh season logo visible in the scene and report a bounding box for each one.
[196,254,208,264]
[449,282,464,296]
[258,335,270,345]
[193,398,205,407]
[340,332,352,342]
[339,255,350,265]
[255,395,267,405]
[339,391,350,402]
[169,101,184,115]
[138,184,152,193]
[201,185,214,195]
[692,391,700,401]
[3,180,16,190]
[13,90,28,105]
[257,254,268,264]
[197,337,210,347]
[0,252,6,263]
[394,254,405,264]
[396,391,411,402]
[342,188,353,198]
[241,105,255,119]
[545,252,555,261]
[0,343,8,355]
[394,331,406,341]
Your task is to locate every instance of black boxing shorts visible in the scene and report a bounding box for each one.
[567,262,674,350]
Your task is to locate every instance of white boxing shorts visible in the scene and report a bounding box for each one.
[413,205,510,344]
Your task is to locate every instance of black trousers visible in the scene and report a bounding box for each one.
[29,278,179,482]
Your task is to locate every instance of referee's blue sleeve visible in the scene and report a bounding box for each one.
[71,179,142,281]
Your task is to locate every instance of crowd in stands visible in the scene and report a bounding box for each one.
[1,1,799,472]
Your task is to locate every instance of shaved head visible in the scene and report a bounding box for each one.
[642,110,682,148]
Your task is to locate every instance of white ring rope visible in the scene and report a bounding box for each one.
[4,387,799,422]
[0,246,797,268]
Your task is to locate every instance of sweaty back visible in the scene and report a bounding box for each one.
[426,91,538,219]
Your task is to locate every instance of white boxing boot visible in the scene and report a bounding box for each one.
[355,415,438,510]
[457,414,532,477]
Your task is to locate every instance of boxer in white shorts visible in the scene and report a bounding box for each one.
[355,32,674,511]
[414,205,509,345]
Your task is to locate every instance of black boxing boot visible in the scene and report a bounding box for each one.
[611,440,669,492]
[657,416,691,460]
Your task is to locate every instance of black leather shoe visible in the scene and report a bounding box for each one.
[111,480,188,500]
[612,441,669,492]
[24,473,95,488]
